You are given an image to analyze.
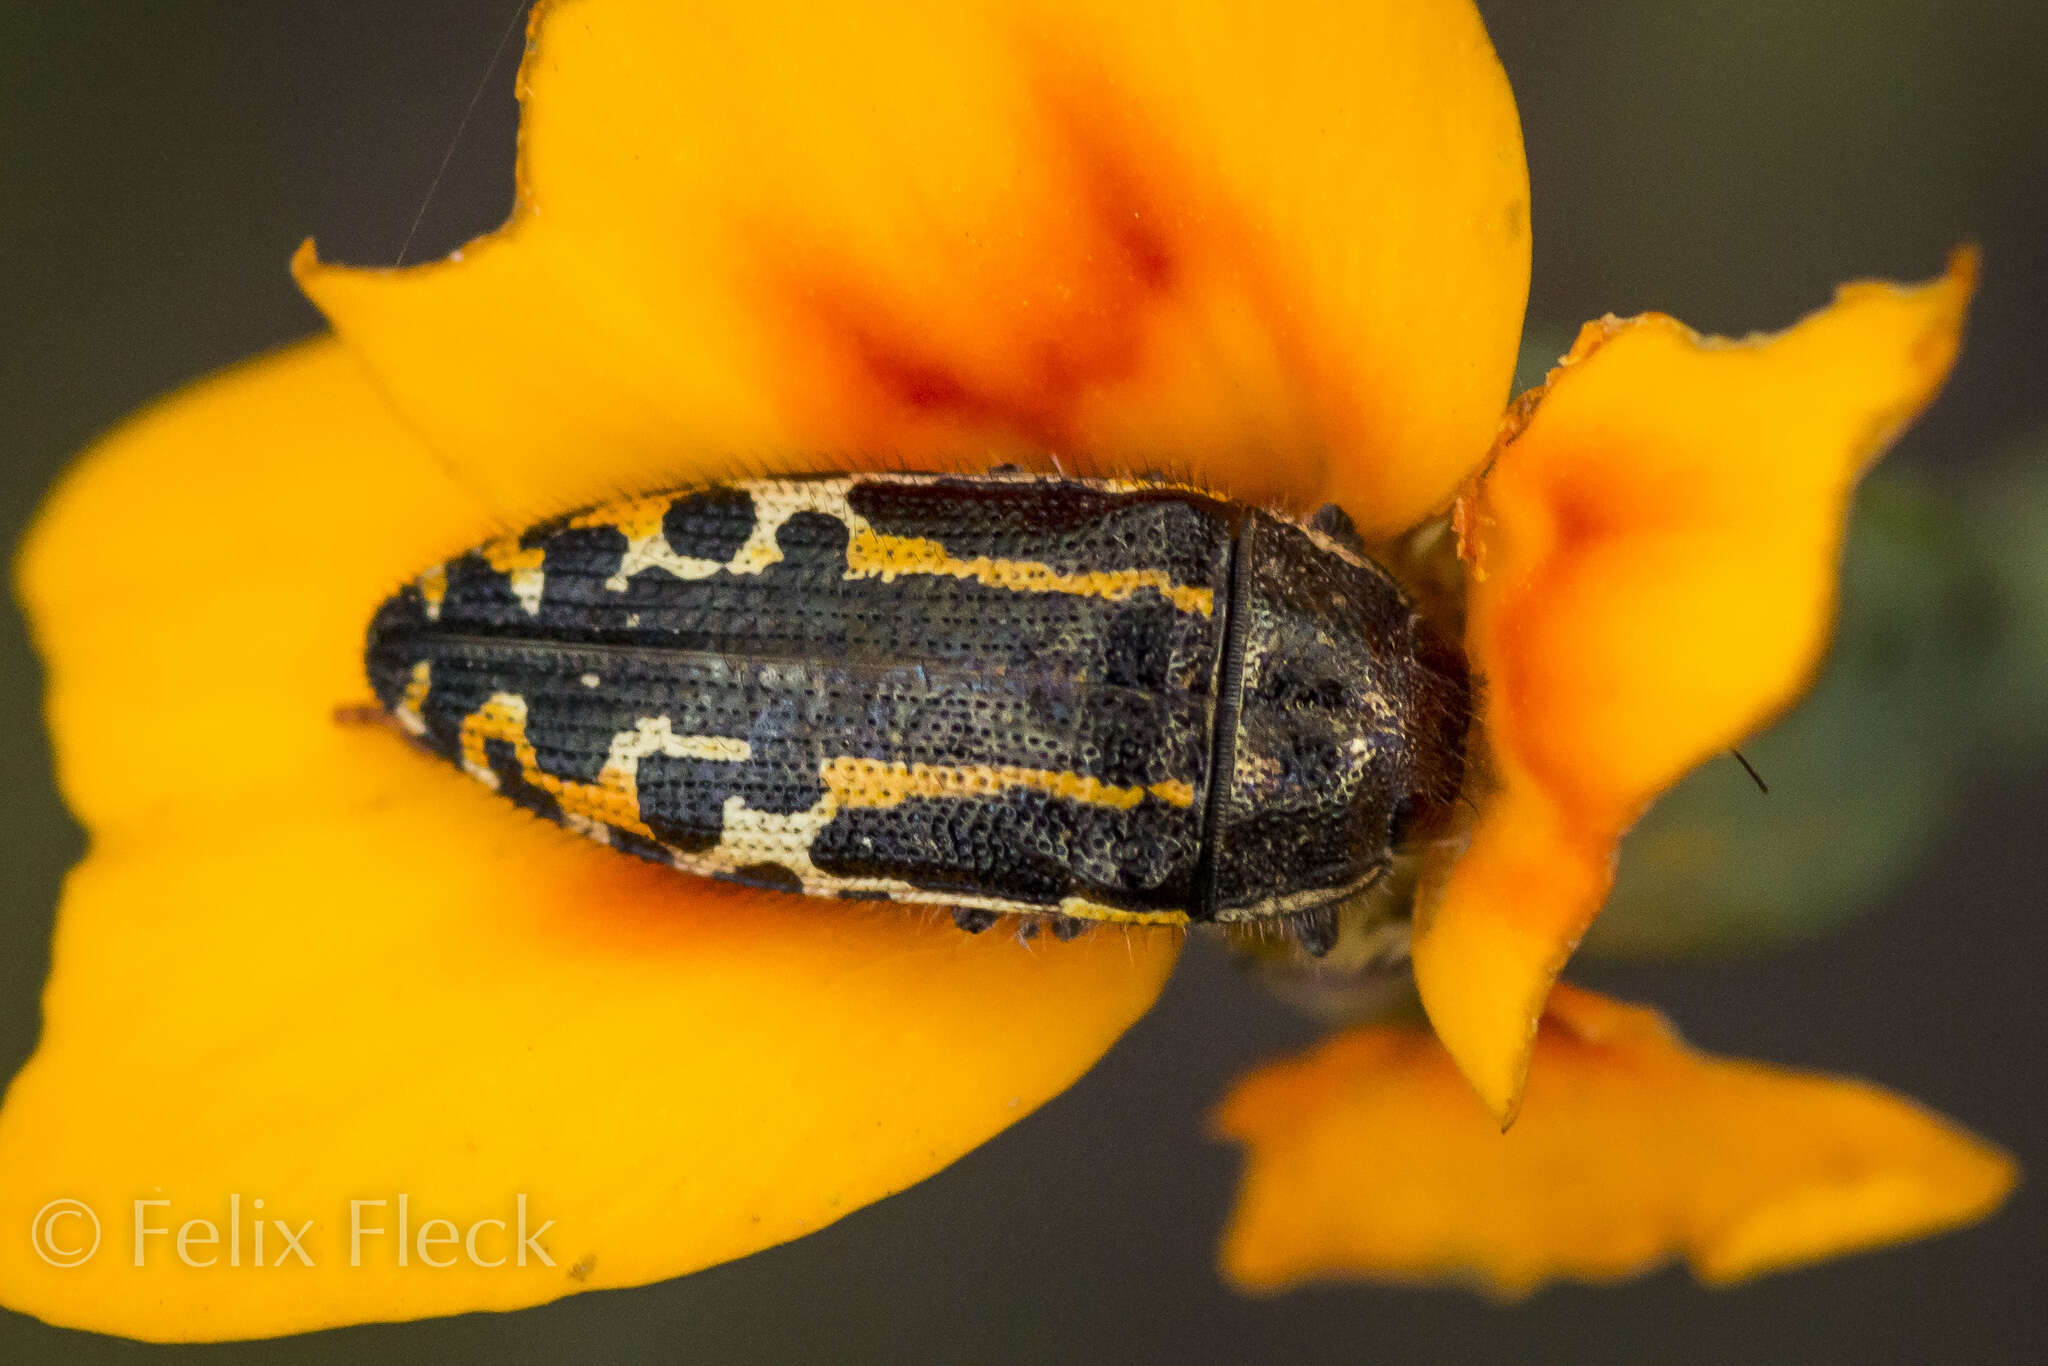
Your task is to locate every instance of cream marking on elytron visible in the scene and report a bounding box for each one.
[457,694,751,838]
[416,564,449,623]
[559,475,1217,616]
[393,660,431,736]
[445,686,1201,916]
[670,755,1199,907]
[668,788,1195,926]
[480,536,546,615]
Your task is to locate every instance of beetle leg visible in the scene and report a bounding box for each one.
[951,907,1000,935]
[1290,904,1341,958]
[1306,502,1368,553]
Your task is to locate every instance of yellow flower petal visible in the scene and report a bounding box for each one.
[1413,253,1977,1121]
[1,340,1178,1341]
[1213,984,2016,1297]
[298,0,1529,536]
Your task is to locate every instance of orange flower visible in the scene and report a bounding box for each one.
[1216,986,2015,1297]
[0,0,2013,1341]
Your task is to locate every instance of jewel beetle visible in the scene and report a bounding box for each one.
[364,471,1470,954]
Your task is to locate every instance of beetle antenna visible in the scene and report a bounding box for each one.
[396,0,531,267]
[1730,747,1770,795]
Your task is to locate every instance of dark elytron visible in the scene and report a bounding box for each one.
[364,472,1469,947]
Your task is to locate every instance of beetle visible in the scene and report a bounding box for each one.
[364,470,1471,955]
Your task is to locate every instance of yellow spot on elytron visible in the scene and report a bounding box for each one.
[1058,896,1190,926]
[568,495,669,542]
[1092,475,1216,500]
[534,479,1216,611]
[481,535,546,614]
[845,528,1215,617]
[416,563,448,621]
[457,698,750,840]
[447,703,1193,923]
[820,757,1196,812]
[394,660,431,736]
[462,696,648,835]
[570,494,731,592]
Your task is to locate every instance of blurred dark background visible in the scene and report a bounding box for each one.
[2,2,2043,1361]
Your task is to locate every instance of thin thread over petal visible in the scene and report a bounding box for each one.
[297,0,1528,536]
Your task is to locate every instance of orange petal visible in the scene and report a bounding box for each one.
[297,0,1529,535]
[1413,253,1977,1121]
[1,341,1178,1341]
[1214,984,2016,1297]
